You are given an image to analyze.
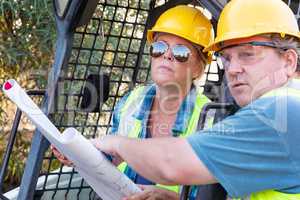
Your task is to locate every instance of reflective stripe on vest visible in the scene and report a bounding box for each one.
[117,86,210,194]
[261,84,300,99]
[233,190,300,200]
[234,81,300,200]
[117,86,145,137]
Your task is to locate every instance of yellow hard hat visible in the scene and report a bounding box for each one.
[147,5,214,50]
[204,0,300,52]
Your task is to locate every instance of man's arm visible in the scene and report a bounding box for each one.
[92,135,216,185]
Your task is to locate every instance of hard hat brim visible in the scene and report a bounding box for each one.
[204,31,300,52]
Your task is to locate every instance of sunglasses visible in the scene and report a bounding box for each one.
[150,41,192,62]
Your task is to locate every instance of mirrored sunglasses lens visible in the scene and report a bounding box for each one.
[172,45,190,62]
[150,41,168,58]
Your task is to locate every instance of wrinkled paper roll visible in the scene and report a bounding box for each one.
[2,79,141,200]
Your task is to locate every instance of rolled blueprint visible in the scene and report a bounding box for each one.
[2,79,141,200]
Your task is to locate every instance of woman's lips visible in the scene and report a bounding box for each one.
[158,65,173,73]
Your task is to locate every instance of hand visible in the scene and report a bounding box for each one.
[90,135,124,165]
[111,155,124,166]
[122,185,179,200]
[51,145,73,167]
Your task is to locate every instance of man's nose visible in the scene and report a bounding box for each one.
[226,58,243,75]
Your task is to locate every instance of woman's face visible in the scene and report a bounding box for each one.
[150,33,204,89]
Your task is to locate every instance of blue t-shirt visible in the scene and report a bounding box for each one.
[188,80,300,198]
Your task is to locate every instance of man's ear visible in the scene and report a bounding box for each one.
[283,49,298,77]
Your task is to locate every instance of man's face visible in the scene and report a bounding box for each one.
[219,36,291,107]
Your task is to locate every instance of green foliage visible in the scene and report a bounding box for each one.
[0,131,32,192]
[0,0,56,192]
[0,0,56,134]
[0,0,56,78]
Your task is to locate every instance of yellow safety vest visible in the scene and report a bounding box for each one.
[234,80,300,200]
[234,190,300,200]
[116,85,210,193]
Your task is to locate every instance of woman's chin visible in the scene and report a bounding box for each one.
[155,79,183,88]
[153,76,173,84]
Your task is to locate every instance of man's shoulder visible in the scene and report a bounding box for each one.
[237,90,300,133]
[245,88,300,110]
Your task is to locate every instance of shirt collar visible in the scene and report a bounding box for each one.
[287,78,300,89]
[172,86,198,135]
[133,84,198,136]
[134,84,156,121]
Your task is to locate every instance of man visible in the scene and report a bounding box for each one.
[92,0,300,199]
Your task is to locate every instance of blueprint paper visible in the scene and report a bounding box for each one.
[2,79,141,200]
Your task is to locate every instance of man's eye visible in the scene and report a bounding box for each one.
[221,54,231,62]
[239,52,255,59]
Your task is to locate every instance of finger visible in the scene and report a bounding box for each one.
[52,150,72,166]
[51,146,62,157]
[149,196,161,200]
[137,185,153,191]
[112,158,121,166]
[64,160,74,167]
[61,157,74,166]
[125,191,152,200]
[52,148,61,158]
[90,138,101,149]
[50,145,74,166]
[53,150,63,159]
[51,145,60,154]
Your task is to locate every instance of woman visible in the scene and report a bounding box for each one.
[53,5,215,200]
